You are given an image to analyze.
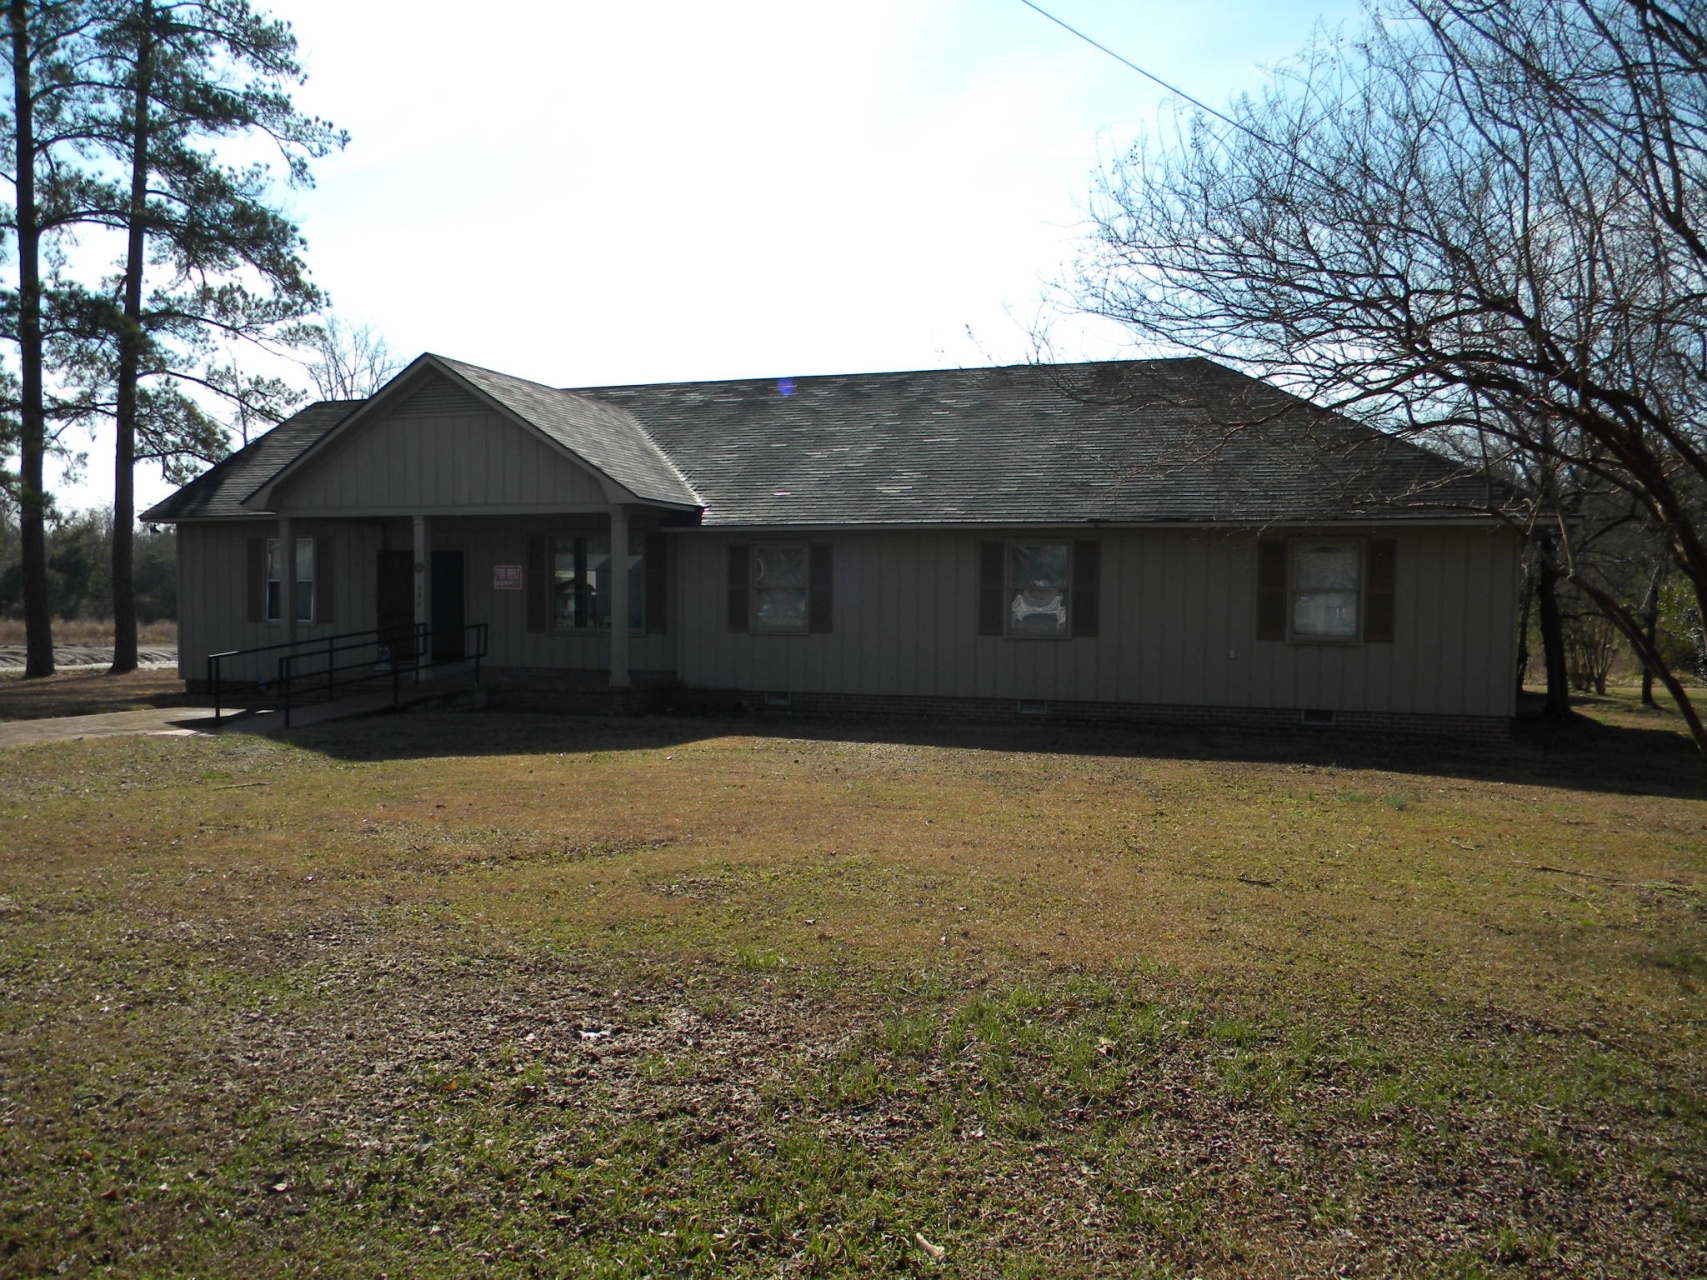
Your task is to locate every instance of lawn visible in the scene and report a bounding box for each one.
[0,669,199,722]
[1,701,1703,1277]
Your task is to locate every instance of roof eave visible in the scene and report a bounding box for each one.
[681,513,1509,533]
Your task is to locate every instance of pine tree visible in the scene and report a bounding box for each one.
[1,0,103,678]
[88,0,343,672]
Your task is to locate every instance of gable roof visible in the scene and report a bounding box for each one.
[142,399,361,521]
[577,358,1494,526]
[431,356,699,508]
[144,356,1495,526]
[236,354,699,512]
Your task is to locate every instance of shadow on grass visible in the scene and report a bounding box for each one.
[281,690,1707,801]
[0,668,202,722]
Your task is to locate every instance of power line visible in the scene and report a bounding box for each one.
[1015,0,1277,148]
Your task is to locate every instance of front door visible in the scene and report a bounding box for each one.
[431,550,465,660]
[376,549,414,662]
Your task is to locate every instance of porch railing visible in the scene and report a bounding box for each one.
[206,621,488,727]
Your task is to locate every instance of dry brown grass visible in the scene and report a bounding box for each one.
[0,706,1703,1276]
[10,711,1696,1027]
[0,617,176,646]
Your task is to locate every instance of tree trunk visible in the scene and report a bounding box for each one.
[1515,568,1532,695]
[1574,575,1707,755]
[1536,544,1571,721]
[11,0,52,680]
[1639,556,1667,709]
[110,0,154,677]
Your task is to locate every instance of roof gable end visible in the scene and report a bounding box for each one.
[244,354,701,512]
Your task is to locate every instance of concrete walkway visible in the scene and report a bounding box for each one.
[0,704,225,748]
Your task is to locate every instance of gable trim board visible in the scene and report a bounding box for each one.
[147,355,1519,738]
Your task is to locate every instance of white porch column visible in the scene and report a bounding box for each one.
[412,515,430,679]
[608,505,630,688]
[278,515,296,649]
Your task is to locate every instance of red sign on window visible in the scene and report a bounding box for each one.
[493,564,523,590]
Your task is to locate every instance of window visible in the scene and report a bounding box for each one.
[264,536,315,624]
[1290,540,1361,639]
[752,543,809,633]
[551,534,644,631]
[1256,537,1396,644]
[726,542,832,634]
[1006,541,1071,637]
[978,539,1100,638]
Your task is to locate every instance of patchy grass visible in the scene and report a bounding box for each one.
[1,709,1704,1276]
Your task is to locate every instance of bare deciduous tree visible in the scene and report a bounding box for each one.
[1074,0,1707,752]
[303,316,400,401]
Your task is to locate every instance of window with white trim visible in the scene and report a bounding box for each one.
[264,537,315,623]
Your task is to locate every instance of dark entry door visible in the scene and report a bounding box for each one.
[376,549,414,661]
[431,550,465,660]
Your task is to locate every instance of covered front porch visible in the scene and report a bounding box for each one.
[248,506,677,694]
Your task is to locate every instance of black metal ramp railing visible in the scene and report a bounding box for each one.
[206,622,488,727]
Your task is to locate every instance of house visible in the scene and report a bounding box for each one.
[143,353,1520,738]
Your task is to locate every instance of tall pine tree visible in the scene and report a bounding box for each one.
[89,0,342,672]
[2,0,105,678]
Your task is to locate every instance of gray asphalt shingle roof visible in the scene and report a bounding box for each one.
[141,400,360,521]
[143,357,1494,526]
[578,358,1493,526]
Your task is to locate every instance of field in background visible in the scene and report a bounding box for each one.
[0,705,1703,1276]
[0,619,177,646]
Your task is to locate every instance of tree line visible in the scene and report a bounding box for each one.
[1,1,397,675]
[0,505,174,624]
[1075,0,1707,752]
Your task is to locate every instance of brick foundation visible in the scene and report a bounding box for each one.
[482,667,674,717]
[666,688,1511,742]
[389,665,1511,743]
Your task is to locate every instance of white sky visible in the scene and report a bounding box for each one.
[49,0,1364,514]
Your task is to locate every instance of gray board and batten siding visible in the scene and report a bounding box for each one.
[175,519,384,684]
[149,353,1519,731]
[674,526,1518,721]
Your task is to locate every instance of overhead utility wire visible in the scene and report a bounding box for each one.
[1016,0,1286,153]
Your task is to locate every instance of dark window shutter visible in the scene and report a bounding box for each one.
[645,532,668,634]
[978,541,1005,635]
[526,535,547,633]
[809,543,833,633]
[727,543,749,632]
[246,537,264,624]
[1257,539,1288,641]
[1365,538,1396,643]
[1072,540,1100,637]
[315,536,334,627]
